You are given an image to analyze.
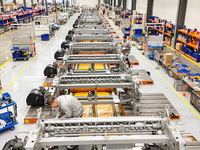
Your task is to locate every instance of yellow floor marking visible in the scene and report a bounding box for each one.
[0,58,12,69]
[0,17,71,95]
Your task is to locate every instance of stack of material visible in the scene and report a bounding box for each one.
[96,104,114,117]
[82,105,91,118]
[163,53,173,67]
[96,92,114,117]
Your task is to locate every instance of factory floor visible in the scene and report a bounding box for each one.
[0,11,62,66]
[0,12,200,149]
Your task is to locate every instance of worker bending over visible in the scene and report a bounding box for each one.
[48,95,84,118]
[48,95,84,149]
[121,36,131,68]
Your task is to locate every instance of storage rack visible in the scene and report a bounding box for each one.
[176,28,200,62]
[149,16,174,46]
[0,8,46,34]
[135,13,142,24]
[0,15,14,32]
[16,8,46,23]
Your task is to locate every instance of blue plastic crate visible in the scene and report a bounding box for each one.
[193,73,200,77]
[182,46,187,53]
[124,27,130,31]
[181,64,188,68]
[41,34,50,41]
[12,46,20,50]
[193,53,200,59]
[148,55,154,59]
[2,93,11,100]
[0,111,18,131]
[12,52,21,58]
[187,49,193,56]
[41,34,49,38]
[177,69,190,74]
[135,29,143,34]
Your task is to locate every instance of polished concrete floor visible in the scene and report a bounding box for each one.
[0,12,64,66]
[0,12,200,150]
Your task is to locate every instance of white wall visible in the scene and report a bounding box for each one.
[127,0,131,10]
[153,0,178,24]
[136,0,147,14]
[185,0,200,30]
[76,0,98,6]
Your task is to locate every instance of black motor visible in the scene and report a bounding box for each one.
[61,41,70,49]
[26,87,45,106]
[73,23,78,28]
[44,63,57,77]
[54,50,65,60]
[65,35,72,41]
[68,30,74,35]
[3,137,27,150]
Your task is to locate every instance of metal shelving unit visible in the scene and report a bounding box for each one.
[176,28,200,62]
[149,16,174,46]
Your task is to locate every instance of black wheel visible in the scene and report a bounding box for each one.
[65,35,72,41]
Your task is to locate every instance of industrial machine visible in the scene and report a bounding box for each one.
[61,54,127,74]
[69,42,119,54]
[23,108,200,150]
[13,7,200,150]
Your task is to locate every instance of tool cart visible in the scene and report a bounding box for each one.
[11,23,37,57]
[11,46,30,61]
[0,93,18,131]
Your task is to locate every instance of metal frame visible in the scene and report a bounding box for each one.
[24,112,200,150]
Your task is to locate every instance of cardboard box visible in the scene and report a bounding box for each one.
[176,43,183,50]
[163,53,173,67]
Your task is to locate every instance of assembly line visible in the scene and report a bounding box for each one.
[1,4,200,150]
[5,6,198,150]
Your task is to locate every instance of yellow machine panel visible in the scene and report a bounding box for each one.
[78,64,90,70]
[74,92,89,97]
[95,64,105,70]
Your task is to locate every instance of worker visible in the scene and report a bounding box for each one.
[48,95,84,118]
[121,36,131,68]
[48,95,84,150]
[102,7,105,15]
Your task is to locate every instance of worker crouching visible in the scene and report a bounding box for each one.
[48,95,84,150]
